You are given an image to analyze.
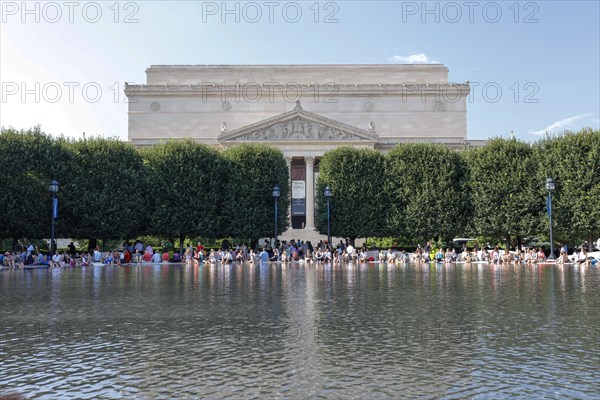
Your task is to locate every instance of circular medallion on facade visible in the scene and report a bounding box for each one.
[150,101,161,112]
[222,101,232,112]
[434,101,447,112]
[363,101,374,112]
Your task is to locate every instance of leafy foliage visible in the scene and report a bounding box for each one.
[59,137,148,240]
[143,140,229,239]
[223,144,289,241]
[385,143,469,243]
[465,138,541,244]
[535,128,600,244]
[0,128,596,246]
[315,147,386,240]
[0,127,71,240]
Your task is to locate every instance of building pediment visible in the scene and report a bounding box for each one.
[218,101,378,144]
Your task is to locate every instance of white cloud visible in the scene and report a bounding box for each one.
[529,113,595,135]
[388,53,439,64]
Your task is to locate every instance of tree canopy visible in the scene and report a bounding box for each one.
[315,147,387,242]
[465,138,542,245]
[385,143,469,243]
[142,140,229,242]
[223,144,289,241]
[1,127,597,249]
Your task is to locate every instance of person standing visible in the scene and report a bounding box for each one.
[259,248,269,263]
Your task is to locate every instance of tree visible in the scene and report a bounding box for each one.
[223,144,289,244]
[535,128,600,246]
[0,127,72,249]
[143,140,229,251]
[384,143,469,244]
[315,147,386,244]
[466,138,541,246]
[59,137,148,244]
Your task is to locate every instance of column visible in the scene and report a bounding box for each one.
[285,156,292,227]
[305,156,315,229]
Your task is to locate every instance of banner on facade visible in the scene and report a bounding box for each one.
[291,199,306,216]
[291,181,305,199]
[53,197,59,219]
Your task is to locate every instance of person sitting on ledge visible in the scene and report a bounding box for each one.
[208,249,217,263]
[151,250,161,263]
[105,252,114,265]
[502,249,514,264]
[142,251,152,263]
[304,250,313,263]
[579,248,589,265]
[536,247,546,263]
[324,248,332,262]
[162,250,170,263]
[172,250,182,263]
[513,248,522,264]
[270,248,280,262]
[37,252,49,266]
[314,249,323,262]
[342,249,350,263]
[113,250,121,266]
[333,251,340,263]
[24,251,36,266]
[123,249,132,264]
[359,249,368,263]
[93,247,102,263]
[133,249,142,265]
[237,249,246,262]
[556,250,569,265]
[434,248,444,263]
[50,252,61,268]
[387,248,397,263]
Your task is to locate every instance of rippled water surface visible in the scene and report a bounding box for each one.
[1,262,599,399]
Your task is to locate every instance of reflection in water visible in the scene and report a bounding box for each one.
[1,263,598,398]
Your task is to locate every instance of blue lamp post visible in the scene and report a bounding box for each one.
[49,179,60,255]
[546,177,556,260]
[273,185,280,248]
[325,186,333,248]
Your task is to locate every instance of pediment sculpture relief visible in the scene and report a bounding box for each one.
[232,117,363,141]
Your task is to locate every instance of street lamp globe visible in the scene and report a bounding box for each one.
[545,177,555,192]
[49,179,60,193]
[272,185,280,199]
[324,186,332,199]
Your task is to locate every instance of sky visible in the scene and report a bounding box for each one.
[1,0,599,141]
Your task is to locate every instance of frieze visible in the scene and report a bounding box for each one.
[232,117,366,141]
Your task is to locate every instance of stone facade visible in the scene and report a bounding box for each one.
[126,64,472,149]
[125,64,476,235]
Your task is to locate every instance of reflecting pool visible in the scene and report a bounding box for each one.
[1,262,598,399]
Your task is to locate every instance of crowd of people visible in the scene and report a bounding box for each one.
[1,238,598,269]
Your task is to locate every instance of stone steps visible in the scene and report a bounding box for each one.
[279,229,365,247]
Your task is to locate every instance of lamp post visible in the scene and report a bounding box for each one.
[324,186,333,248]
[49,179,60,255]
[273,185,280,248]
[546,177,556,260]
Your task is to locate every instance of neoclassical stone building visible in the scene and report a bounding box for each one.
[126,64,477,234]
